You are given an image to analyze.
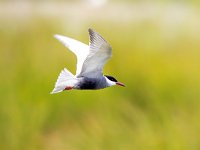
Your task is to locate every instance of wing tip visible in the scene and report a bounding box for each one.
[88,28,93,32]
[88,28,111,48]
[88,28,96,37]
[54,34,61,39]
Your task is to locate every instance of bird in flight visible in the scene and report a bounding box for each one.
[51,28,125,94]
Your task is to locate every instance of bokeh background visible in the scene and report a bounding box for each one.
[1,0,200,150]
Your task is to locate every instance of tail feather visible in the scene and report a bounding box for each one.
[51,68,77,94]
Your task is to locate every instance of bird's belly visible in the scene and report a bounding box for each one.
[76,77,106,90]
[79,80,98,89]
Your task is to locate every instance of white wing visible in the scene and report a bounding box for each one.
[54,34,89,75]
[77,28,112,78]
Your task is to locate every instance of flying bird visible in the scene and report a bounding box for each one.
[51,28,125,94]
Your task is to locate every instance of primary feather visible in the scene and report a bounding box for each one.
[77,28,112,78]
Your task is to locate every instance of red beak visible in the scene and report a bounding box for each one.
[116,82,125,87]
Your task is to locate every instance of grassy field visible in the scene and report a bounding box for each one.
[1,1,200,150]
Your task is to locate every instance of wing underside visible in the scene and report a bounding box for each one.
[54,34,89,75]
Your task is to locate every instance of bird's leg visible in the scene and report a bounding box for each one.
[64,86,73,90]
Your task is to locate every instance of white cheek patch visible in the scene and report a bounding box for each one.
[105,77,116,87]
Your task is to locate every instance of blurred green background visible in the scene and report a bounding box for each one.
[1,0,200,150]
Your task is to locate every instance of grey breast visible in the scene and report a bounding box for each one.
[76,76,107,90]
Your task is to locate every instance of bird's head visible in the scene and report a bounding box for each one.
[104,75,125,87]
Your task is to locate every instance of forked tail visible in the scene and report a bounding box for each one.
[51,68,77,94]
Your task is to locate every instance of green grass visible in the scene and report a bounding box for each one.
[1,2,200,150]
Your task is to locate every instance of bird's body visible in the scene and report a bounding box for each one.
[51,28,124,94]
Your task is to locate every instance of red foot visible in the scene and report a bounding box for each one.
[64,86,73,90]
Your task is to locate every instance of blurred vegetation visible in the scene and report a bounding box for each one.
[0,1,200,150]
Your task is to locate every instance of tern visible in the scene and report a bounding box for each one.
[51,28,125,94]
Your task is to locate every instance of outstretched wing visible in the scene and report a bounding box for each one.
[54,34,89,75]
[77,28,112,78]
